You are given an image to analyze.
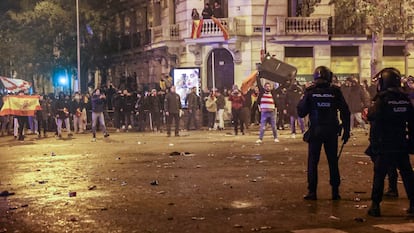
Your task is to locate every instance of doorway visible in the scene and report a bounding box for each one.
[206,48,234,91]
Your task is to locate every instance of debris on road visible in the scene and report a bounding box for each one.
[354,217,366,222]
[169,151,195,156]
[329,215,340,220]
[51,152,56,156]
[354,204,368,209]
[0,191,15,197]
[38,180,48,184]
[191,216,205,220]
[233,224,243,228]
[88,185,97,190]
[121,181,127,186]
[68,191,77,197]
[251,226,272,231]
[150,180,159,185]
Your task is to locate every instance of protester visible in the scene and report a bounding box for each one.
[164,86,182,137]
[91,88,110,141]
[205,90,217,130]
[201,3,213,19]
[186,87,200,130]
[255,76,279,143]
[228,87,245,136]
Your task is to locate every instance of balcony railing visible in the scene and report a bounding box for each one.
[187,18,237,39]
[150,24,180,44]
[276,17,329,36]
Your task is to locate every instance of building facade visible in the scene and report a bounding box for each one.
[100,0,414,92]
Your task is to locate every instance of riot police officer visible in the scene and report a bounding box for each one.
[297,66,351,200]
[366,67,414,217]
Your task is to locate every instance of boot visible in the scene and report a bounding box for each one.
[368,202,381,217]
[303,192,317,200]
[332,187,341,200]
[384,189,398,198]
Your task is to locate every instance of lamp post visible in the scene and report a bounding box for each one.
[76,0,81,92]
[261,0,269,60]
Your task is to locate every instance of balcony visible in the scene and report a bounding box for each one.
[150,24,180,44]
[276,17,330,36]
[186,18,239,40]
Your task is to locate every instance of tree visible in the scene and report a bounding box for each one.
[1,0,114,93]
[329,0,414,77]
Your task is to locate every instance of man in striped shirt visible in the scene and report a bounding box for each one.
[256,79,279,143]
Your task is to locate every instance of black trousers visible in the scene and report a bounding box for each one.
[166,113,180,136]
[231,108,244,134]
[186,109,198,130]
[17,116,27,139]
[371,153,414,203]
[307,134,340,193]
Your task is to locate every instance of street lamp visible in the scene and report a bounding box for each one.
[261,0,269,61]
[76,0,81,92]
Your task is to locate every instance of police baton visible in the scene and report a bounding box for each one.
[337,141,345,159]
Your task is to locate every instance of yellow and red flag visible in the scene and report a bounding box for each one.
[211,17,229,40]
[0,95,41,116]
[241,70,258,95]
[191,19,203,39]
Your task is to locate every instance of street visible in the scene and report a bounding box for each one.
[1,127,414,233]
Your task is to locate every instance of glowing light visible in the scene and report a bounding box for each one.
[58,76,68,85]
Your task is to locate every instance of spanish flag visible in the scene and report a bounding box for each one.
[191,19,203,39]
[241,70,258,95]
[211,17,229,40]
[0,95,41,116]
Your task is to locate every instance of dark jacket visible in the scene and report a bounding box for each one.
[54,98,71,119]
[286,84,303,117]
[164,92,181,114]
[202,6,213,19]
[70,100,84,115]
[216,94,225,110]
[148,95,161,113]
[367,88,414,154]
[297,81,350,138]
[342,83,369,113]
[91,94,106,113]
[186,92,200,110]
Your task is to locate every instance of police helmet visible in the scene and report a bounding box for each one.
[374,67,401,92]
[313,66,332,83]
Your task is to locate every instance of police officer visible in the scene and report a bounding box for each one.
[365,67,414,217]
[297,66,351,200]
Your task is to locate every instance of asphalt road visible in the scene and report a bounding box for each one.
[1,127,414,233]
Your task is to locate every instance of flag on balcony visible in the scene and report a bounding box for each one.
[0,95,41,116]
[211,17,229,40]
[241,70,258,95]
[0,76,31,92]
[191,19,203,39]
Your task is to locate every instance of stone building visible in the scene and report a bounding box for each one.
[100,0,414,92]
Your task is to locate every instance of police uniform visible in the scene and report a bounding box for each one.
[297,66,351,200]
[366,67,414,217]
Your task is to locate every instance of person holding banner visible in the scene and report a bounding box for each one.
[16,91,28,141]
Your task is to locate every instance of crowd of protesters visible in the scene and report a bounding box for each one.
[0,73,413,142]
